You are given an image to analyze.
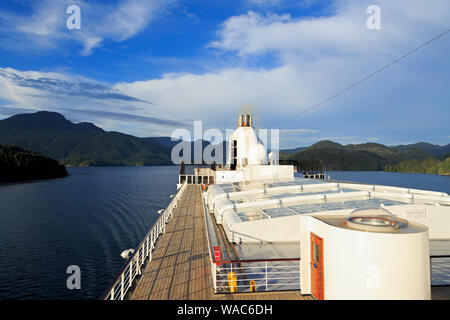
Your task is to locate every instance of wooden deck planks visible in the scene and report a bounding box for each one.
[129,185,312,301]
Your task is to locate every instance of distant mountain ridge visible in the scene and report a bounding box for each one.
[279,146,307,154]
[0,111,172,166]
[280,140,444,171]
[395,142,450,159]
[0,111,227,166]
[0,111,447,169]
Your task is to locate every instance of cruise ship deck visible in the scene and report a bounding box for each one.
[129,185,312,300]
[102,114,450,300]
[121,184,449,300]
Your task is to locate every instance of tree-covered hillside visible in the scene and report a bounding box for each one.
[385,157,450,175]
[281,141,435,172]
[0,144,68,182]
[0,111,172,166]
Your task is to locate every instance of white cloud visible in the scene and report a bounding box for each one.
[318,136,354,141]
[246,0,281,6]
[99,0,161,41]
[280,128,319,134]
[0,0,167,55]
[210,1,450,58]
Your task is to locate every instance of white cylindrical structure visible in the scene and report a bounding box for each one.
[325,224,429,299]
[301,213,431,300]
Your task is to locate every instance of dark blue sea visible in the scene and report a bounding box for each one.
[0,167,448,299]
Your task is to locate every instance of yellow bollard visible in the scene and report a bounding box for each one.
[227,272,237,293]
[250,280,257,292]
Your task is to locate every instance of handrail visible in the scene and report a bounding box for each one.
[215,257,300,264]
[430,255,450,287]
[201,187,302,294]
[201,190,217,263]
[430,255,450,259]
[214,260,301,293]
[100,181,188,300]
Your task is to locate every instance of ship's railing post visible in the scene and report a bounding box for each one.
[141,246,144,268]
[212,263,217,293]
[149,242,152,261]
[265,261,268,291]
[129,262,133,290]
[137,252,141,276]
[120,274,124,300]
[163,210,166,233]
[151,229,155,249]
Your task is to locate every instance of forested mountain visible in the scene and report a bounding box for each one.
[281,141,436,172]
[0,144,68,182]
[385,157,450,175]
[0,111,172,166]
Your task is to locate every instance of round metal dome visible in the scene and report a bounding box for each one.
[346,207,403,232]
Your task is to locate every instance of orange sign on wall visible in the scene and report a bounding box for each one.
[310,232,324,300]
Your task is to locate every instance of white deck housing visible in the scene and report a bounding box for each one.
[205,178,450,243]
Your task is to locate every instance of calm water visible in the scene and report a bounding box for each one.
[0,166,178,300]
[0,168,449,299]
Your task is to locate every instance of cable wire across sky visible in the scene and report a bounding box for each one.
[273,28,450,127]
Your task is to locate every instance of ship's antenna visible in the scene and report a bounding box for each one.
[273,28,450,126]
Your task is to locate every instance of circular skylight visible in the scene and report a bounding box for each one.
[346,207,402,232]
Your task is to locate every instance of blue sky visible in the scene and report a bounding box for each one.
[0,0,448,148]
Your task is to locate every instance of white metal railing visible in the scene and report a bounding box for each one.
[431,255,450,287]
[100,181,188,300]
[213,260,301,293]
[201,185,301,294]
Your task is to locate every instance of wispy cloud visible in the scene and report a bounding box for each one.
[60,108,187,127]
[0,106,40,117]
[318,136,354,141]
[0,68,152,104]
[246,0,281,6]
[0,0,168,55]
[280,128,319,135]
